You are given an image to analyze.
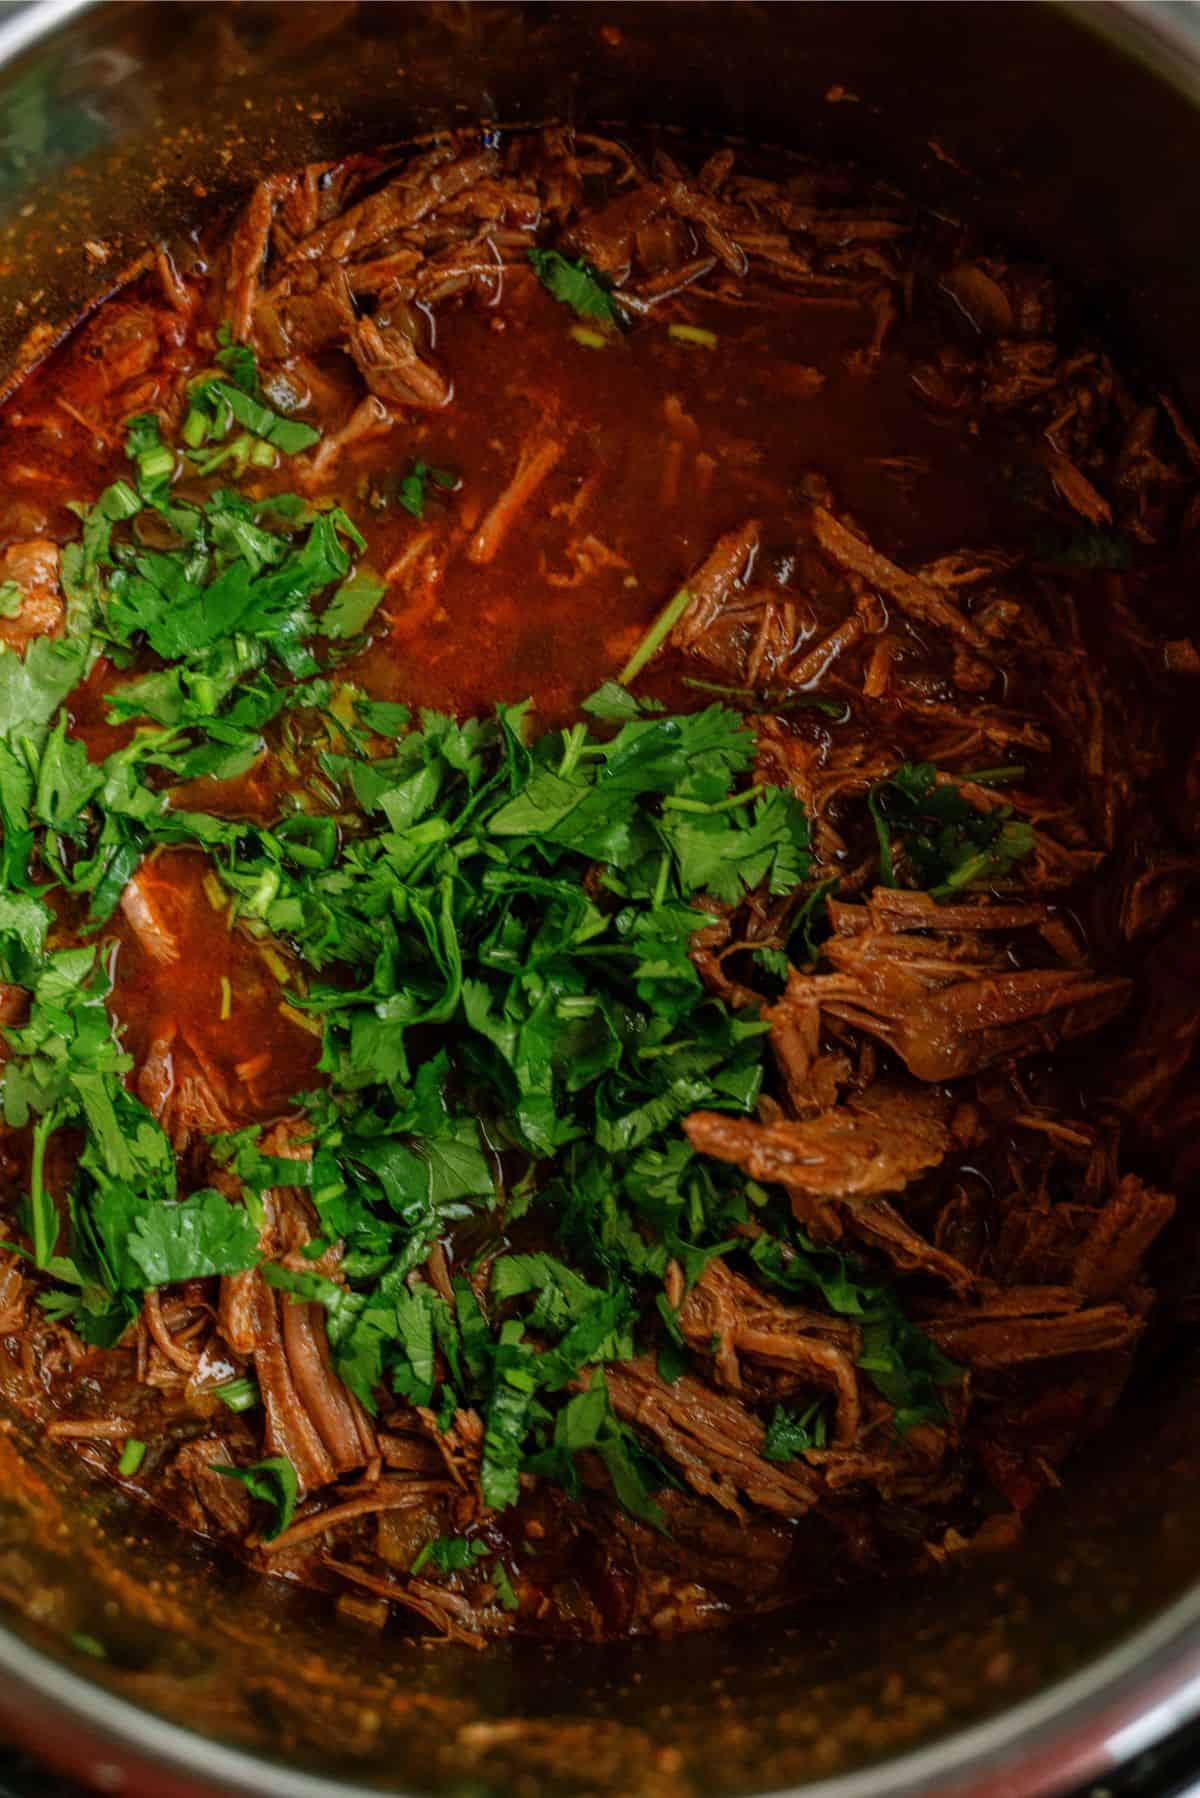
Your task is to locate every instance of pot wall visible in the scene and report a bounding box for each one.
[0,7,1199,1797]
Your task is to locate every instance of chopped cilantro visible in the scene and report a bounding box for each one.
[410,1534,489,1576]
[751,1225,961,1426]
[117,1437,147,1477]
[0,389,968,1543]
[215,322,261,397]
[868,761,1034,898]
[214,1376,260,1414]
[528,248,626,329]
[187,376,319,458]
[762,1400,827,1462]
[491,1559,519,1611]
[528,247,623,327]
[396,460,456,519]
[212,1455,299,1540]
[320,567,388,640]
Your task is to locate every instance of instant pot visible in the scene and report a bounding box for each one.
[0,4,1199,1795]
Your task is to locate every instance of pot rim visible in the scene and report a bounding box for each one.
[0,1,1199,1794]
[1,1571,1199,1798]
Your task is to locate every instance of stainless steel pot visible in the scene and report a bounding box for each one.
[1,4,1199,1794]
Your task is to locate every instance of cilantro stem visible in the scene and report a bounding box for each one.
[959,765,1026,785]
[214,1376,260,1413]
[557,722,589,779]
[681,676,848,720]
[668,323,718,349]
[137,445,174,489]
[29,1107,61,1269]
[118,1438,147,1477]
[867,786,897,887]
[618,585,692,685]
[681,677,753,699]
[652,852,672,908]
[662,783,764,817]
[929,850,991,899]
[791,875,839,962]
[181,407,209,448]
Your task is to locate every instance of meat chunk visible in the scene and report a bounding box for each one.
[120,869,183,965]
[927,1304,1141,1368]
[685,1084,950,1201]
[0,539,64,649]
[279,1298,375,1474]
[817,895,1131,1081]
[244,1274,337,1497]
[348,318,452,409]
[808,502,990,650]
[1071,1175,1174,1302]
[161,1438,253,1538]
[288,146,501,266]
[670,521,761,649]
[669,1259,863,1444]
[604,1359,820,1519]
[763,967,850,1114]
[136,1019,239,1148]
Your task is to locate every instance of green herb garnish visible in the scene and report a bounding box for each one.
[867,761,1034,897]
[117,1437,147,1476]
[212,1456,299,1540]
[214,1376,260,1414]
[762,1400,827,1462]
[528,247,622,327]
[410,1534,489,1576]
[396,460,456,519]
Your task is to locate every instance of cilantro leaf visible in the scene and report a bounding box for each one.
[320,567,387,640]
[762,1399,828,1462]
[118,1186,261,1289]
[396,460,456,519]
[211,1456,298,1540]
[868,762,1034,898]
[528,248,622,327]
[410,1534,489,1576]
[215,322,261,397]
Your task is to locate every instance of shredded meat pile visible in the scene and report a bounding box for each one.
[0,124,1197,1645]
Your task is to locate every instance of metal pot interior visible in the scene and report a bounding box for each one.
[0,5,1199,1795]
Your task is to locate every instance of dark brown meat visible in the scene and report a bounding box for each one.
[249,1277,337,1496]
[669,1260,863,1444]
[604,1360,820,1519]
[927,1305,1141,1368]
[1071,1175,1175,1302]
[685,1084,950,1200]
[808,502,990,650]
[670,522,761,650]
[348,318,452,409]
[161,1438,254,1538]
[286,146,501,266]
[279,1299,376,1475]
[817,896,1132,1081]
